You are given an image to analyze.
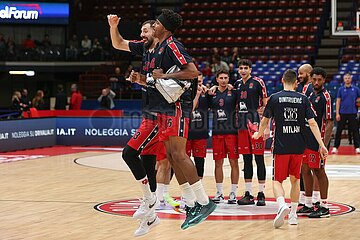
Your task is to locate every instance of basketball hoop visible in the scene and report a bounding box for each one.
[356,28,360,39]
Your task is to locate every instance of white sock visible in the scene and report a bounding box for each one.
[245,182,252,195]
[156,183,164,201]
[231,184,238,194]
[216,183,223,194]
[179,182,196,207]
[138,177,153,199]
[191,180,209,205]
[312,191,321,203]
[276,196,286,211]
[164,184,169,196]
[305,196,312,208]
[299,191,305,204]
[290,202,298,215]
[321,199,328,208]
[258,183,265,193]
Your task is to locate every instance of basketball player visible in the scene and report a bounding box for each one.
[297,64,321,207]
[235,59,268,206]
[209,70,239,204]
[253,69,328,228]
[299,67,333,218]
[186,72,210,180]
[108,17,161,236]
[150,9,216,229]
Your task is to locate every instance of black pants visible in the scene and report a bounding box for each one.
[334,114,360,148]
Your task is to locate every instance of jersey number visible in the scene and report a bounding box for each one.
[133,132,141,140]
[240,91,247,99]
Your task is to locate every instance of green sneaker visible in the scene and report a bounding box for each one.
[180,205,196,230]
[164,194,180,208]
[188,199,217,227]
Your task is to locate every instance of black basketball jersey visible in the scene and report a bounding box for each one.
[304,88,332,151]
[264,90,316,154]
[188,92,210,140]
[209,89,238,135]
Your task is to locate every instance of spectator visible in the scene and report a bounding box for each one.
[109,67,126,93]
[102,36,112,60]
[220,49,231,64]
[201,61,213,80]
[23,34,36,50]
[42,34,52,48]
[69,84,82,110]
[91,37,103,60]
[66,34,79,60]
[20,89,31,110]
[231,47,240,65]
[32,90,46,110]
[55,84,67,110]
[212,54,229,73]
[80,35,91,60]
[332,73,360,154]
[228,63,239,85]
[11,91,23,118]
[6,38,16,60]
[97,88,116,109]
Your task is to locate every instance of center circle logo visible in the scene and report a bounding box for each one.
[94,197,355,221]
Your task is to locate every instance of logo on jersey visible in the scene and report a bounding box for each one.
[219,98,224,107]
[191,110,202,122]
[315,96,321,103]
[216,109,227,120]
[283,107,298,122]
[95,198,355,221]
[249,83,254,89]
[239,102,248,113]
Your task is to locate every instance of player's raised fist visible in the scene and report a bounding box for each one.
[107,14,120,27]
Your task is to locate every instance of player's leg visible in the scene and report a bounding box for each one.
[255,154,266,206]
[312,175,321,206]
[298,160,314,215]
[333,114,346,153]
[156,157,170,208]
[225,134,239,204]
[212,135,225,203]
[237,154,255,205]
[347,114,360,151]
[287,154,303,225]
[192,139,207,179]
[141,154,157,193]
[272,154,291,228]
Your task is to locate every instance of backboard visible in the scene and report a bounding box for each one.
[331,0,360,38]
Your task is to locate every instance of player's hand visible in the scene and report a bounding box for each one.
[208,85,218,95]
[319,145,328,160]
[264,126,270,140]
[227,84,234,90]
[152,69,165,80]
[127,70,139,83]
[107,14,120,28]
[252,132,262,140]
[336,114,341,122]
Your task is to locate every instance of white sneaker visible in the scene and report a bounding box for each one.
[212,192,224,204]
[273,205,290,228]
[227,192,237,204]
[355,148,360,154]
[288,213,298,225]
[133,196,159,219]
[134,212,160,237]
[331,148,338,154]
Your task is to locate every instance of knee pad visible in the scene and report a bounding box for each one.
[194,157,205,178]
[243,154,253,179]
[122,145,146,180]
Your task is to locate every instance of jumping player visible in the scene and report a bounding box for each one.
[253,69,328,228]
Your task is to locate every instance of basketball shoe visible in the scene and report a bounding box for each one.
[308,206,330,218]
[256,192,266,206]
[134,212,160,237]
[180,205,196,230]
[273,205,290,228]
[296,205,314,216]
[288,213,298,225]
[212,192,224,204]
[331,147,338,154]
[237,191,255,205]
[227,192,237,204]
[164,194,180,208]
[188,199,217,227]
[133,195,159,219]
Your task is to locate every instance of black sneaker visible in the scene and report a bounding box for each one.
[188,199,217,227]
[180,205,196,230]
[256,192,266,206]
[237,191,255,205]
[296,205,314,215]
[308,206,330,218]
[313,201,321,209]
[298,203,305,207]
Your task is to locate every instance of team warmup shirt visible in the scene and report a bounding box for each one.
[188,92,210,140]
[234,76,267,129]
[297,82,313,97]
[128,41,157,120]
[209,89,238,135]
[304,88,332,151]
[337,85,360,114]
[264,90,316,154]
[152,36,194,117]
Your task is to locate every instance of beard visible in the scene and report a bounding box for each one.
[144,38,154,50]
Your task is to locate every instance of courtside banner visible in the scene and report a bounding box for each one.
[0,1,69,25]
[56,117,142,146]
[0,118,56,152]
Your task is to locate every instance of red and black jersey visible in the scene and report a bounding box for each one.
[188,92,210,140]
[209,89,238,135]
[264,90,316,154]
[234,76,267,129]
[304,88,332,151]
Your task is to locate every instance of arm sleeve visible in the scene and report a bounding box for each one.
[263,96,274,118]
[128,41,145,56]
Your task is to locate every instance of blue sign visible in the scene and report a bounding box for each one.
[0,1,69,25]
[0,118,56,152]
[56,117,142,146]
